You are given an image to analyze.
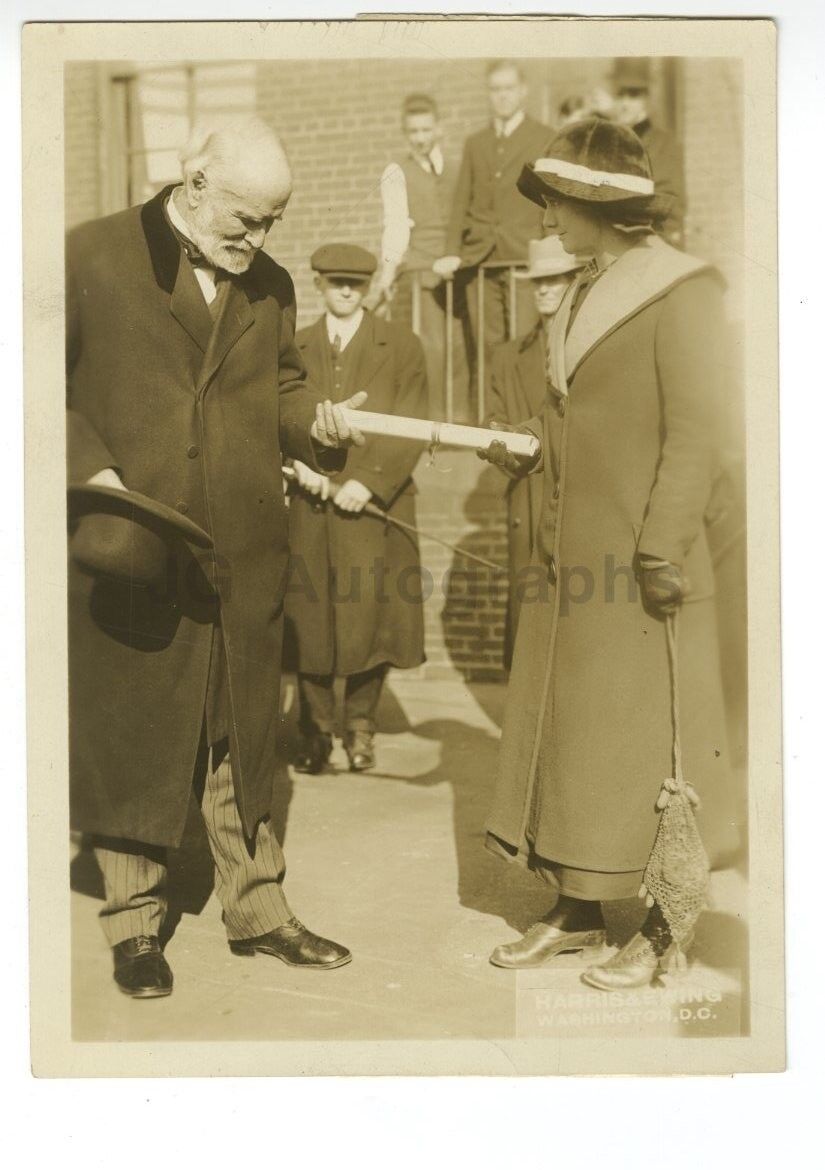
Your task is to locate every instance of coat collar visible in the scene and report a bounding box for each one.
[140,184,264,386]
[139,184,269,305]
[547,236,712,392]
[299,311,391,392]
[515,322,548,416]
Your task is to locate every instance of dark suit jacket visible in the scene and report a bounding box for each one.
[635,119,686,245]
[67,185,344,847]
[285,313,427,676]
[445,114,552,267]
[485,322,550,660]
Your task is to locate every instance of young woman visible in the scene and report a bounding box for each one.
[480,118,731,990]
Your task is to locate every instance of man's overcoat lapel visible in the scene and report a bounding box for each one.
[350,313,391,398]
[514,322,549,417]
[140,184,260,395]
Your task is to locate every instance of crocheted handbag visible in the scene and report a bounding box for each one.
[638,612,710,963]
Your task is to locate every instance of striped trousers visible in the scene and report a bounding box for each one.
[93,741,292,947]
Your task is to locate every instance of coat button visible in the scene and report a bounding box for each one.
[512,517,521,528]
[187,444,200,458]
[494,170,501,178]
[176,500,189,515]
[557,397,567,417]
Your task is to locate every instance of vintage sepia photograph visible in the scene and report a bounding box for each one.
[23,16,781,1077]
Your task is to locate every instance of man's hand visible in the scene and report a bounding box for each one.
[291,460,330,500]
[639,555,686,614]
[334,479,373,514]
[310,390,368,449]
[87,467,127,491]
[432,255,462,279]
[477,421,540,478]
[363,283,395,313]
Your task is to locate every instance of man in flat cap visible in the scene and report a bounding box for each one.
[67,117,366,999]
[285,243,428,774]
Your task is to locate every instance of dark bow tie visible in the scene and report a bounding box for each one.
[166,214,209,268]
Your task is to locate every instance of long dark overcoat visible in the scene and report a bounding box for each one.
[285,313,427,677]
[487,236,740,875]
[485,322,547,661]
[67,186,344,848]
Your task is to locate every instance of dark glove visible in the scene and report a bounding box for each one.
[477,421,540,478]
[639,555,686,614]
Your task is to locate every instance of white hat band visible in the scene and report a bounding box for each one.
[534,157,654,196]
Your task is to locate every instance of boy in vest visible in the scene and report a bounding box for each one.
[370,94,470,420]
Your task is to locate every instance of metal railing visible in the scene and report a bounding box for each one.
[391,262,527,425]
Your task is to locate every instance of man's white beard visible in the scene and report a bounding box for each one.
[189,210,256,274]
[200,235,255,274]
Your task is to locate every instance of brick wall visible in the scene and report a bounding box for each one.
[681,58,744,318]
[409,451,510,682]
[256,57,542,330]
[64,63,102,229]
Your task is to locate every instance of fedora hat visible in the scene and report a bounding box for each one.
[518,117,672,220]
[516,236,587,280]
[68,483,213,588]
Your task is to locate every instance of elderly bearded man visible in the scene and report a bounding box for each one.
[67,118,366,998]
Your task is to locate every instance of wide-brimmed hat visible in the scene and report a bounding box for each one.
[517,118,672,221]
[515,236,587,280]
[310,243,377,280]
[68,483,213,588]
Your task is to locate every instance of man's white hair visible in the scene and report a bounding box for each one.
[179,116,288,181]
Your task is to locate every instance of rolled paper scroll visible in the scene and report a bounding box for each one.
[340,410,540,459]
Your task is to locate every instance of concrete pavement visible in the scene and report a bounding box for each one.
[71,677,747,1043]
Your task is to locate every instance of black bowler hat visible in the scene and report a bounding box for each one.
[68,483,213,589]
[310,243,377,280]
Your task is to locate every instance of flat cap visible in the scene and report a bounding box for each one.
[310,242,377,279]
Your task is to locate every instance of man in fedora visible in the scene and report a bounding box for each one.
[483,236,585,664]
[610,57,686,245]
[434,60,551,365]
[285,243,427,775]
[67,117,367,998]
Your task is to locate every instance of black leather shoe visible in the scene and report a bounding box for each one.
[229,918,352,968]
[293,732,333,774]
[344,729,375,772]
[112,935,173,998]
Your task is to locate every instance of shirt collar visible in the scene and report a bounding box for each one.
[410,144,444,175]
[493,110,525,138]
[165,188,215,272]
[325,308,365,349]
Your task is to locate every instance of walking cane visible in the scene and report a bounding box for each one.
[282,465,507,575]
